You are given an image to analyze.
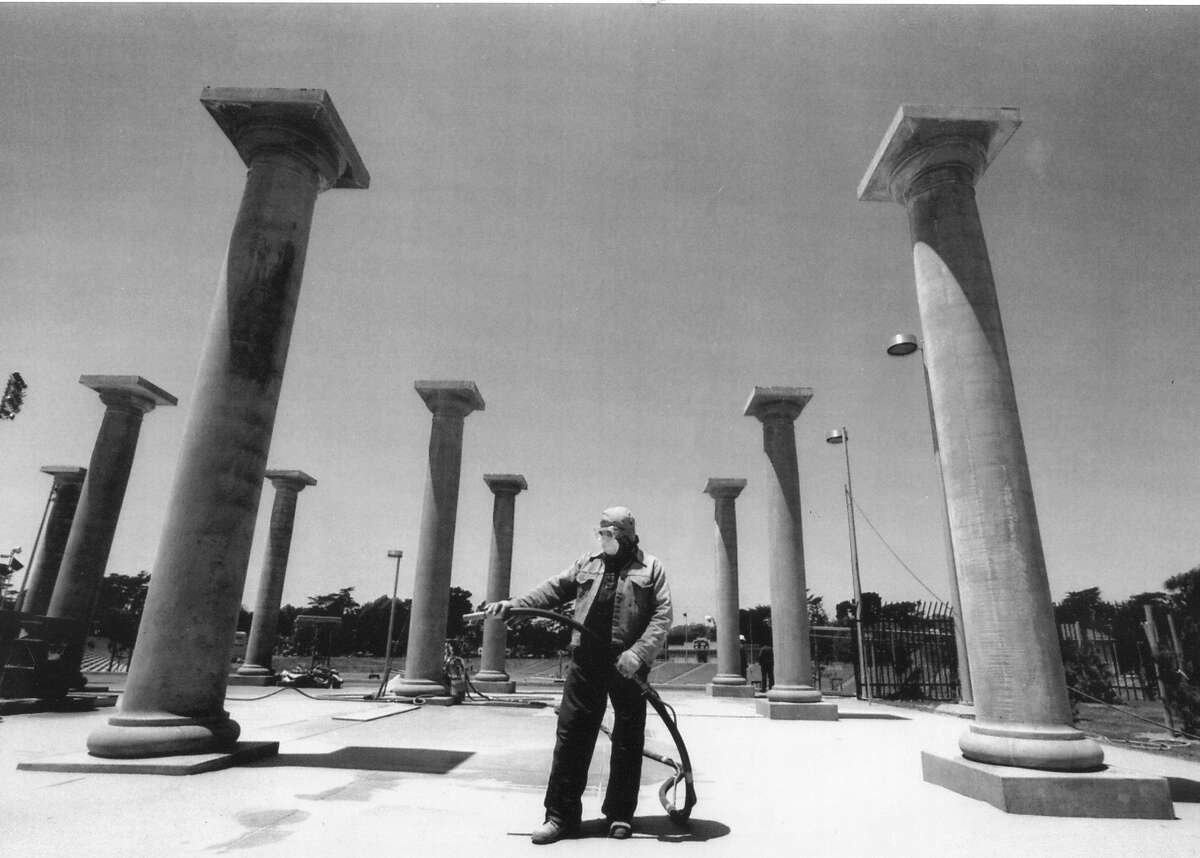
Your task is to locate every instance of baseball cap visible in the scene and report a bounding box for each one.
[599,506,637,539]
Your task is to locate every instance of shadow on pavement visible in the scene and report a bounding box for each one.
[838,712,910,720]
[245,746,473,773]
[572,815,731,842]
[1167,777,1200,803]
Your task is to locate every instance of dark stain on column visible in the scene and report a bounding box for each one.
[228,238,296,386]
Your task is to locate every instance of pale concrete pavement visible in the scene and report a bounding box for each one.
[4,677,1200,857]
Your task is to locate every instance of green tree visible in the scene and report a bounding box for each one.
[91,571,150,662]
[1055,587,1117,630]
[356,594,411,656]
[306,587,360,617]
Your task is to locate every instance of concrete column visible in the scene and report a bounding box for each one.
[859,106,1103,773]
[88,88,368,759]
[46,377,176,685]
[19,466,87,616]
[387,381,485,700]
[472,473,527,694]
[235,470,317,683]
[744,387,836,720]
[703,478,754,698]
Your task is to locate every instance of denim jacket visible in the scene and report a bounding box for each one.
[513,548,673,667]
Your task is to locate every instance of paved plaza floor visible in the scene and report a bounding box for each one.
[4,676,1200,857]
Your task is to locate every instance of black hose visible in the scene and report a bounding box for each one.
[464,608,696,823]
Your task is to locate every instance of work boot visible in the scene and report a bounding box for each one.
[608,819,632,839]
[531,817,576,845]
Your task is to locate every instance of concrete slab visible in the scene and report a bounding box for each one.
[331,704,420,722]
[228,674,277,686]
[18,740,279,775]
[755,698,839,720]
[0,693,114,714]
[5,681,1200,857]
[922,750,1175,819]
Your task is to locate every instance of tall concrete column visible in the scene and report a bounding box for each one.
[853,107,1173,820]
[88,88,368,759]
[47,377,176,685]
[236,470,317,683]
[744,387,836,720]
[472,473,527,694]
[388,381,485,700]
[703,478,754,699]
[19,466,87,616]
[859,105,1100,772]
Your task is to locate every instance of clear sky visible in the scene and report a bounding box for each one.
[2,4,1198,629]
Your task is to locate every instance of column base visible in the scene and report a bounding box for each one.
[708,682,756,698]
[86,709,241,759]
[922,751,1173,818]
[227,673,277,687]
[385,676,451,700]
[235,663,273,677]
[960,721,1105,771]
[756,698,839,720]
[21,741,278,775]
[471,678,517,694]
[767,684,825,704]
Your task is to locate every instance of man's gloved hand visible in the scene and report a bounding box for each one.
[616,649,642,678]
[483,600,514,619]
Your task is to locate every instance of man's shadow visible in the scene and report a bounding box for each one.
[575,815,730,842]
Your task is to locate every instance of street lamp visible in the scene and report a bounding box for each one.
[887,332,974,705]
[826,427,870,700]
[378,549,404,698]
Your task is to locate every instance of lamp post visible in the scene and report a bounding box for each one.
[825,428,870,700]
[887,333,973,705]
[379,549,404,697]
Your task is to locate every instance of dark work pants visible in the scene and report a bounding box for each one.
[544,651,648,824]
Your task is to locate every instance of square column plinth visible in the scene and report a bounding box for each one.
[708,683,756,699]
[756,698,839,721]
[921,751,1173,819]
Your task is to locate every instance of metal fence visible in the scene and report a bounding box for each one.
[1057,617,1156,701]
[852,601,961,701]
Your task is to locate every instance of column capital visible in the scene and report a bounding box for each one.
[744,386,813,423]
[484,473,528,495]
[201,87,370,191]
[40,465,88,485]
[415,380,485,417]
[264,469,318,492]
[79,375,177,414]
[703,478,747,500]
[857,105,1021,204]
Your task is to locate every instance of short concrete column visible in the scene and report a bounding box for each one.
[744,387,836,720]
[236,470,317,683]
[703,478,754,699]
[47,377,176,685]
[388,381,485,700]
[19,466,87,616]
[859,105,1103,774]
[472,473,528,694]
[87,88,368,759]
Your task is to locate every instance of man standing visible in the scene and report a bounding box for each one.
[486,506,672,844]
[757,644,774,692]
